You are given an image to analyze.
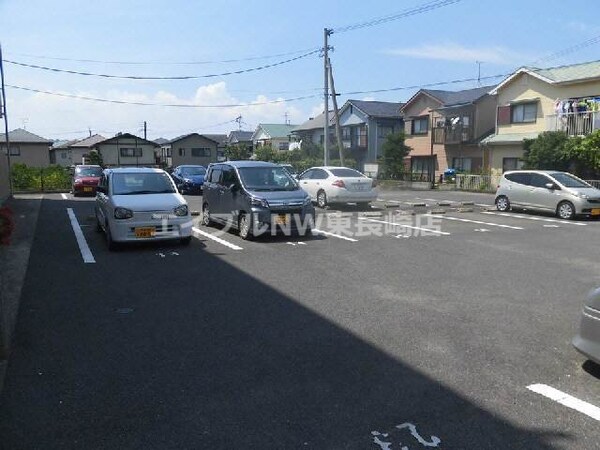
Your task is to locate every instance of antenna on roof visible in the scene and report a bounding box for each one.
[476,61,483,86]
[88,127,92,137]
[284,111,290,125]
[21,117,28,130]
[235,115,242,131]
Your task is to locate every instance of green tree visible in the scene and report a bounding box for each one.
[381,131,411,179]
[87,150,103,166]
[565,130,600,178]
[254,144,277,162]
[224,144,249,161]
[522,131,570,171]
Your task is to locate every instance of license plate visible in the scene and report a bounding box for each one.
[135,227,155,238]
[591,208,600,216]
[354,184,366,191]
[83,187,93,192]
[275,214,287,225]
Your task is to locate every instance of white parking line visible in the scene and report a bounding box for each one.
[425,214,524,230]
[192,227,243,250]
[527,384,600,421]
[482,211,587,226]
[475,203,492,207]
[61,193,68,200]
[312,228,358,242]
[66,208,95,263]
[360,217,451,235]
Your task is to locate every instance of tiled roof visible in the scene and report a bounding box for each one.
[0,128,51,143]
[227,130,253,143]
[422,85,495,107]
[480,132,540,145]
[292,111,336,132]
[256,124,298,139]
[153,137,169,145]
[203,134,228,145]
[52,139,78,149]
[528,60,600,84]
[348,100,404,118]
[70,134,106,148]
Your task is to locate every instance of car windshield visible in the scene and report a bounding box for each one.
[549,172,592,188]
[75,167,102,177]
[181,167,206,176]
[238,166,299,191]
[329,168,366,178]
[112,172,176,195]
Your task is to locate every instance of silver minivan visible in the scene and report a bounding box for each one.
[495,170,600,220]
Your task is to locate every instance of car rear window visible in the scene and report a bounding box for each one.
[75,167,102,177]
[329,168,365,178]
[112,172,176,195]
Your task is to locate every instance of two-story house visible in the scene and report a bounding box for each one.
[482,60,600,174]
[161,133,220,168]
[92,133,159,167]
[0,128,52,168]
[51,134,106,166]
[291,111,336,148]
[337,100,404,171]
[400,86,496,180]
[252,124,298,151]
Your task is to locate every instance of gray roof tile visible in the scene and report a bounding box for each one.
[0,128,51,143]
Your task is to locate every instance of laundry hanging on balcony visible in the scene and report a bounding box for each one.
[552,96,600,135]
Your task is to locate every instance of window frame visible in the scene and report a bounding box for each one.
[511,102,538,124]
[120,147,142,157]
[411,116,429,135]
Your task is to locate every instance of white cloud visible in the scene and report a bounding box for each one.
[382,43,528,65]
[7,82,311,140]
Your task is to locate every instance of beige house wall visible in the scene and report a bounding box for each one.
[5,143,51,167]
[497,74,600,135]
[95,137,157,167]
[488,145,524,176]
[170,135,218,167]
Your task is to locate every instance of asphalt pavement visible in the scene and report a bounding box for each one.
[0,190,598,449]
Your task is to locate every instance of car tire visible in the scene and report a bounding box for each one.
[238,213,253,240]
[557,201,576,220]
[105,222,118,251]
[180,236,192,246]
[317,190,328,208]
[495,195,510,212]
[202,203,212,226]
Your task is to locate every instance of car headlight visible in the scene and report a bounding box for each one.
[114,207,133,219]
[250,197,269,208]
[74,178,83,184]
[174,204,189,216]
[576,192,589,199]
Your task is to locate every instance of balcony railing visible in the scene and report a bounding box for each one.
[432,125,473,144]
[545,111,600,136]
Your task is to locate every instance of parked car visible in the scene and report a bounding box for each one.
[95,167,192,250]
[279,163,298,179]
[201,161,314,239]
[573,287,600,366]
[297,166,378,208]
[170,165,207,194]
[495,170,600,220]
[71,165,103,197]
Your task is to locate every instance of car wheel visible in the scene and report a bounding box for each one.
[180,236,192,246]
[557,201,576,220]
[202,203,212,226]
[105,222,118,251]
[495,195,510,212]
[317,190,328,208]
[238,213,253,240]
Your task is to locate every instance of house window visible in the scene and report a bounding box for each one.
[61,151,68,159]
[179,148,185,157]
[2,145,20,156]
[166,148,172,157]
[278,142,289,151]
[357,126,367,147]
[511,102,537,123]
[378,126,394,138]
[120,147,142,157]
[412,117,429,135]
[342,127,351,140]
[191,148,211,157]
[502,157,524,172]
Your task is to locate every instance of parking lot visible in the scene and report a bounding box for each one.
[1,190,599,449]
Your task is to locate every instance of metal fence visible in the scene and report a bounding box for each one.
[455,174,501,192]
[586,180,600,189]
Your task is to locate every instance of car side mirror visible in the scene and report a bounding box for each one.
[229,183,238,192]
[545,182,559,190]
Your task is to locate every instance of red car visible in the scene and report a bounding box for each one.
[72,165,103,197]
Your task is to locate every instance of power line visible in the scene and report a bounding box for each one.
[333,0,462,33]
[3,49,321,80]
[4,47,322,66]
[529,33,600,66]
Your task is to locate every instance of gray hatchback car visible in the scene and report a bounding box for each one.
[573,287,600,366]
[201,161,315,239]
[495,170,600,220]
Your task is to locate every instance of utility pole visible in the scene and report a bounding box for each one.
[0,43,13,197]
[328,57,344,166]
[143,121,147,140]
[88,127,92,137]
[323,28,332,166]
[235,115,242,131]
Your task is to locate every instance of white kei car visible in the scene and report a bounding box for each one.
[95,167,193,250]
[297,166,378,208]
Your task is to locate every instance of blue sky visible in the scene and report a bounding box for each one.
[1,0,599,141]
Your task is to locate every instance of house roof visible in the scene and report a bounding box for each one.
[0,128,52,144]
[203,134,228,145]
[401,86,494,114]
[52,139,78,149]
[227,130,254,143]
[92,132,159,147]
[344,100,404,118]
[70,134,106,148]
[254,124,298,139]
[480,132,540,145]
[491,59,600,94]
[153,137,169,145]
[292,111,336,132]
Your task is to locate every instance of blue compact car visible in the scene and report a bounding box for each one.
[171,165,206,194]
